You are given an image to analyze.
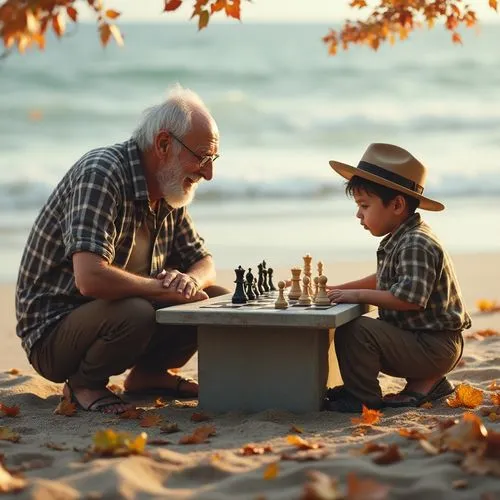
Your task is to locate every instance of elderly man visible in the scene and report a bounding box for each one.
[16,85,228,414]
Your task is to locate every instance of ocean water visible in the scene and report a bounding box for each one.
[0,22,499,281]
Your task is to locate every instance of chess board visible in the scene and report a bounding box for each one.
[200,291,335,310]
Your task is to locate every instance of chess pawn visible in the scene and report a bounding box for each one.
[274,281,289,309]
[267,268,277,291]
[314,275,331,306]
[232,265,248,304]
[245,268,256,300]
[288,267,302,300]
[298,276,312,306]
[313,276,319,300]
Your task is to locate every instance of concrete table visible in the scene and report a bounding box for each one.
[156,293,373,413]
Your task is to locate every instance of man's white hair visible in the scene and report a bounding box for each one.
[132,84,212,150]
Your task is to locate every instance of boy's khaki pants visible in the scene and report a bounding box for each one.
[334,316,464,405]
[29,286,229,389]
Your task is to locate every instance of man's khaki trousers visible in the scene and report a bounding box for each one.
[334,316,464,405]
[30,286,228,389]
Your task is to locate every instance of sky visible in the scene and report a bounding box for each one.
[81,0,500,23]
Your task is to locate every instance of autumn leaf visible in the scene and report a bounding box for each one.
[107,384,123,394]
[225,0,241,20]
[398,428,427,441]
[6,369,20,376]
[198,10,210,30]
[52,14,65,37]
[154,398,167,408]
[164,0,183,11]
[491,393,500,406]
[419,401,433,409]
[54,400,77,416]
[119,408,143,419]
[346,472,390,499]
[66,6,78,22]
[160,422,180,434]
[357,442,388,455]
[109,24,124,47]
[240,444,273,456]
[372,444,403,465]
[0,404,20,417]
[140,413,162,428]
[290,424,304,434]
[301,470,340,499]
[0,427,20,443]
[488,380,499,390]
[287,434,324,450]
[178,425,216,444]
[446,384,484,408]
[351,405,382,426]
[281,448,329,462]
[476,299,500,312]
[263,462,279,480]
[105,9,120,19]
[489,0,498,11]
[99,23,111,46]
[0,463,26,493]
[91,429,147,457]
[191,412,211,422]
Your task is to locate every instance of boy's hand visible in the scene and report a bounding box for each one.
[327,289,361,303]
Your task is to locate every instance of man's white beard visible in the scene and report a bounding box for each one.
[156,157,198,208]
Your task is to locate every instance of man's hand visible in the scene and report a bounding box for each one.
[157,269,201,299]
[327,289,361,304]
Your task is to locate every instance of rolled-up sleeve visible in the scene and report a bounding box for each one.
[173,208,211,269]
[62,169,119,264]
[390,245,437,307]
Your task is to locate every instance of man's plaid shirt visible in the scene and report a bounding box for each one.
[16,139,210,357]
[377,212,471,332]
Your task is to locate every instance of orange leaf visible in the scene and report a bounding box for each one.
[179,425,216,444]
[198,10,210,30]
[372,444,403,465]
[225,0,241,20]
[6,369,20,376]
[154,398,167,408]
[446,384,484,409]
[347,472,390,498]
[66,6,78,22]
[210,0,226,13]
[119,408,143,420]
[489,0,498,12]
[0,404,20,417]
[191,412,211,422]
[263,462,279,480]
[398,428,427,441]
[107,384,123,394]
[286,434,324,450]
[0,463,26,493]
[99,23,111,46]
[53,400,77,416]
[491,393,500,406]
[240,444,273,456]
[140,414,162,428]
[52,14,65,37]
[488,380,499,391]
[105,9,121,19]
[164,0,183,11]
[351,405,382,426]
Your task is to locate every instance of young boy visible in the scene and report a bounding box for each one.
[325,143,471,413]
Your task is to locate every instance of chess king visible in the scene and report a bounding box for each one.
[325,143,471,413]
[16,85,230,415]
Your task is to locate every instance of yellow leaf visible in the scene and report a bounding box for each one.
[446,384,484,409]
[491,393,500,406]
[263,462,279,480]
[286,434,323,450]
[105,9,121,19]
[489,0,498,11]
[92,429,147,456]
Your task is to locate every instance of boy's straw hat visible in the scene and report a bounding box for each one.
[329,143,444,211]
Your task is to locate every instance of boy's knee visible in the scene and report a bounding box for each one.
[334,317,373,346]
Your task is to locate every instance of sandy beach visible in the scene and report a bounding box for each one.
[1,252,500,499]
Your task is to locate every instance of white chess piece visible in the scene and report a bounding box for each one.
[288,267,302,300]
[314,275,331,306]
[313,276,319,300]
[317,261,323,277]
[298,276,312,306]
[275,281,289,309]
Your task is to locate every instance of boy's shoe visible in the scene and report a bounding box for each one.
[323,389,382,413]
[383,377,454,408]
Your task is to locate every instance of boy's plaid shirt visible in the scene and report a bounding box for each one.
[16,139,210,357]
[377,213,471,332]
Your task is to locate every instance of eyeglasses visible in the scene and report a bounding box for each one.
[169,133,219,170]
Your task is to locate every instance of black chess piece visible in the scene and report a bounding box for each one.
[257,263,265,295]
[261,260,270,292]
[245,268,256,300]
[268,267,277,291]
[252,277,260,298]
[232,265,248,304]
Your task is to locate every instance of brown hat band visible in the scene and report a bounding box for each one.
[357,161,424,195]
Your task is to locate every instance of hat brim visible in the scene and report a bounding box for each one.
[329,160,444,212]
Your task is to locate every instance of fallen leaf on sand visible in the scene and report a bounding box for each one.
[53,400,77,416]
[488,380,499,391]
[300,470,339,499]
[191,412,211,422]
[476,299,500,313]
[178,425,216,444]
[0,404,20,417]
[287,435,324,450]
[281,448,329,461]
[0,463,26,493]
[452,479,468,489]
[6,369,20,376]
[0,427,20,443]
[263,462,279,480]
[491,393,500,406]
[107,384,123,394]
[398,428,427,441]
[154,398,167,408]
[357,442,388,455]
[372,444,403,465]
[419,401,433,409]
[119,408,144,420]
[351,406,382,426]
[140,413,162,428]
[446,384,484,409]
[346,472,390,499]
[90,429,147,457]
[239,444,273,456]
